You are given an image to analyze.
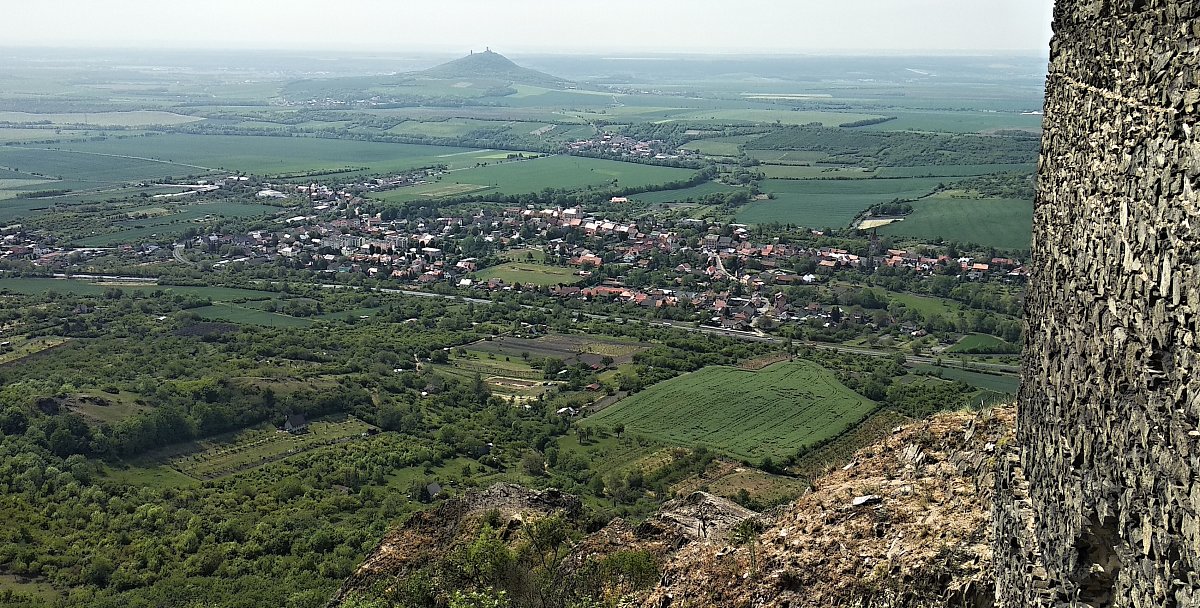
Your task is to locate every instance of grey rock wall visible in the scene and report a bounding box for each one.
[995,1,1200,606]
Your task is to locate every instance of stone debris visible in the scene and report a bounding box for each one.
[851,494,882,507]
[646,408,1013,608]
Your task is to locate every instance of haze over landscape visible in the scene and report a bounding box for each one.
[11,1,1196,608]
[9,0,1054,53]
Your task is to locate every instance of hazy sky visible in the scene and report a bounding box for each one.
[9,0,1054,54]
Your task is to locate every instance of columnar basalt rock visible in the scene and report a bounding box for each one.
[995,1,1200,606]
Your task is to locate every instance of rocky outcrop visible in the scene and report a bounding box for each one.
[328,483,581,605]
[994,1,1200,605]
[647,409,1012,608]
[333,409,1012,608]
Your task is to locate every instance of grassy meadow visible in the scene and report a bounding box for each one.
[736,177,951,228]
[5,135,520,181]
[473,262,581,286]
[880,194,1033,249]
[376,155,695,203]
[584,360,877,462]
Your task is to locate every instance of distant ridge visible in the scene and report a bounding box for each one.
[422,50,572,88]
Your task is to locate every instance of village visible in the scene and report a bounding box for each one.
[0,172,1028,345]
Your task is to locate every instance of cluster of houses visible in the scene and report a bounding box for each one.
[566,133,693,161]
[883,249,1028,279]
[3,172,1027,336]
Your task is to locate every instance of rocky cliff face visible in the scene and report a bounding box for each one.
[993,1,1200,605]
[646,409,1011,608]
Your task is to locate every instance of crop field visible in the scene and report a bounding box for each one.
[679,135,758,156]
[387,118,499,138]
[0,128,97,143]
[468,333,650,368]
[631,181,747,204]
[879,194,1033,250]
[873,163,1036,178]
[380,181,493,202]
[584,361,878,461]
[0,146,215,187]
[474,262,581,287]
[736,177,950,228]
[21,135,520,179]
[0,277,140,296]
[0,177,54,191]
[913,364,1021,394]
[377,155,695,202]
[946,333,1020,354]
[666,109,889,126]
[0,111,202,126]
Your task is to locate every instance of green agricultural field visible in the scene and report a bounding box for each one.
[377,155,695,203]
[0,111,202,126]
[667,109,889,126]
[12,135,522,181]
[0,128,96,143]
[874,163,1036,178]
[632,181,747,204]
[584,360,877,462]
[913,364,1021,394]
[0,177,55,191]
[946,333,1020,354]
[736,177,951,229]
[474,262,581,287]
[468,333,650,368]
[0,277,118,296]
[384,181,493,201]
[879,194,1033,250]
[679,135,758,156]
[0,146,213,186]
[387,118,497,138]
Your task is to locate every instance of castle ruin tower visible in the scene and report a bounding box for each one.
[995,1,1200,606]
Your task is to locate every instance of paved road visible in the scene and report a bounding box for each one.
[23,272,1020,375]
